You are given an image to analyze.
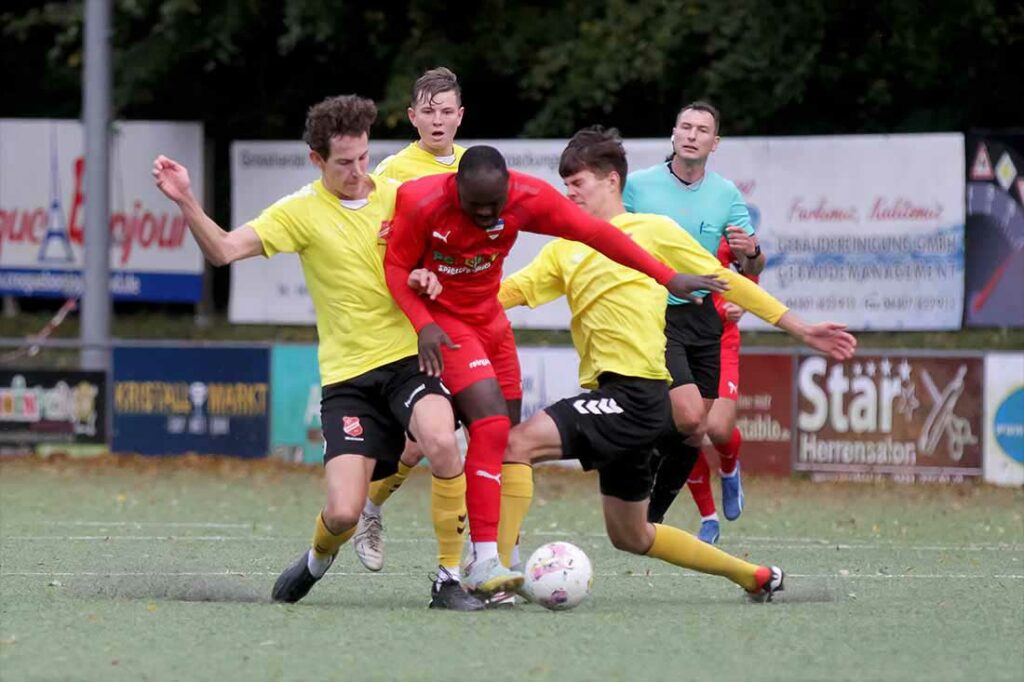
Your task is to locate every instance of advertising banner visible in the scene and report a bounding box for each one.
[0,369,106,455]
[112,346,270,457]
[795,353,983,482]
[270,344,322,464]
[984,353,1024,486]
[229,135,964,330]
[964,134,1024,327]
[0,119,205,301]
[733,353,794,476]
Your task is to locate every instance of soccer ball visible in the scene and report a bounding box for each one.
[523,541,593,610]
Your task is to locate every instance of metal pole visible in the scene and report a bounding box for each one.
[80,0,112,371]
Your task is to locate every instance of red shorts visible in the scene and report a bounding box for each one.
[433,310,523,400]
[718,322,740,401]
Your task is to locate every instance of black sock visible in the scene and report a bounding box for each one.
[647,432,700,524]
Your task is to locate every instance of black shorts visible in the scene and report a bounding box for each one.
[664,301,722,399]
[544,374,674,502]
[320,356,451,465]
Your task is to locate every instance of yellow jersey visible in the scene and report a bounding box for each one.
[248,176,418,386]
[374,142,465,182]
[499,212,788,389]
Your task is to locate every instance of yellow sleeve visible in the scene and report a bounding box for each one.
[646,219,788,324]
[498,279,528,309]
[374,154,401,181]
[248,191,311,256]
[499,241,566,309]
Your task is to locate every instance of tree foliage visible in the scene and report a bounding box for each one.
[2,0,1021,140]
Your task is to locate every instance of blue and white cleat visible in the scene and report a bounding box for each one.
[721,464,745,521]
[697,519,721,544]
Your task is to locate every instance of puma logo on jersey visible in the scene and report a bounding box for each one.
[727,380,738,396]
[474,469,502,485]
[432,230,452,243]
[468,358,491,369]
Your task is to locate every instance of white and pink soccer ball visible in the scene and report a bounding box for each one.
[523,541,593,610]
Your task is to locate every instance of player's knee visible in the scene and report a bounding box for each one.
[505,428,533,465]
[416,426,459,463]
[607,526,647,554]
[706,420,732,444]
[321,500,361,532]
[671,401,704,432]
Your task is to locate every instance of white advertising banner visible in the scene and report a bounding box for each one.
[984,353,1024,486]
[229,134,964,330]
[0,119,205,301]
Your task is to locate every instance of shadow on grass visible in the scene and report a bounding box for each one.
[73,576,269,604]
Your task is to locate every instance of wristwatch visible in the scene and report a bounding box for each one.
[744,243,761,259]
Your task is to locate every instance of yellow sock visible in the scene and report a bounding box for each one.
[431,473,467,569]
[311,512,355,561]
[498,463,533,567]
[645,523,760,591]
[368,461,413,507]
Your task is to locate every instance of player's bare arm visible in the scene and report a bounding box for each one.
[152,155,264,266]
[776,313,856,360]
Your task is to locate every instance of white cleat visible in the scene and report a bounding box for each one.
[462,556,524,597]
[353,510,384,572]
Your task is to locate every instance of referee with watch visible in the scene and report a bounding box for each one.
[621,100,766,527]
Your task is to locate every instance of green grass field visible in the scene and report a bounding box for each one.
[1,457,1022,681]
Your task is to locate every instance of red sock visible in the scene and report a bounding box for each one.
[464,415,510,543]
[715,427,742,475]
[687,450,717,518]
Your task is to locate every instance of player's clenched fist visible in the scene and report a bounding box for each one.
[152,155,193,204]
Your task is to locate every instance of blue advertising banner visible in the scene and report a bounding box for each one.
[270,345,322,464]
[112,346,270,457]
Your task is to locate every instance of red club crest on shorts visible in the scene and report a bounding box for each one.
[342,416,363,437]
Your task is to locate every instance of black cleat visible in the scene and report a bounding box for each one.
[272,550,322,603]
[746,565,785,603]
[429,573,486,611]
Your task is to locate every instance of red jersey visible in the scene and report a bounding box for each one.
[713,237,760,326]
[384,170,676,329]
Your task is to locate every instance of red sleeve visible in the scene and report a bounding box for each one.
[525,183,676,285]
[383,186,436,332]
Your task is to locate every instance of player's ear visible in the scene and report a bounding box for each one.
[308,150,326,170]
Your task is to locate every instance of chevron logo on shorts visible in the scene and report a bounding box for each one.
[573,398,625,415]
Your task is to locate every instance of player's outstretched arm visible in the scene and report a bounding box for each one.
[776,313,857,361]
[152,155,263,266]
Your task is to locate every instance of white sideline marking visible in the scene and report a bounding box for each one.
[0,536,425,543]
[2,535,1021,553]
[0,570,1021,580]
[44,521,253,529]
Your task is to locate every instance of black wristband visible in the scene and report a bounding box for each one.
[744,243,761,259]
